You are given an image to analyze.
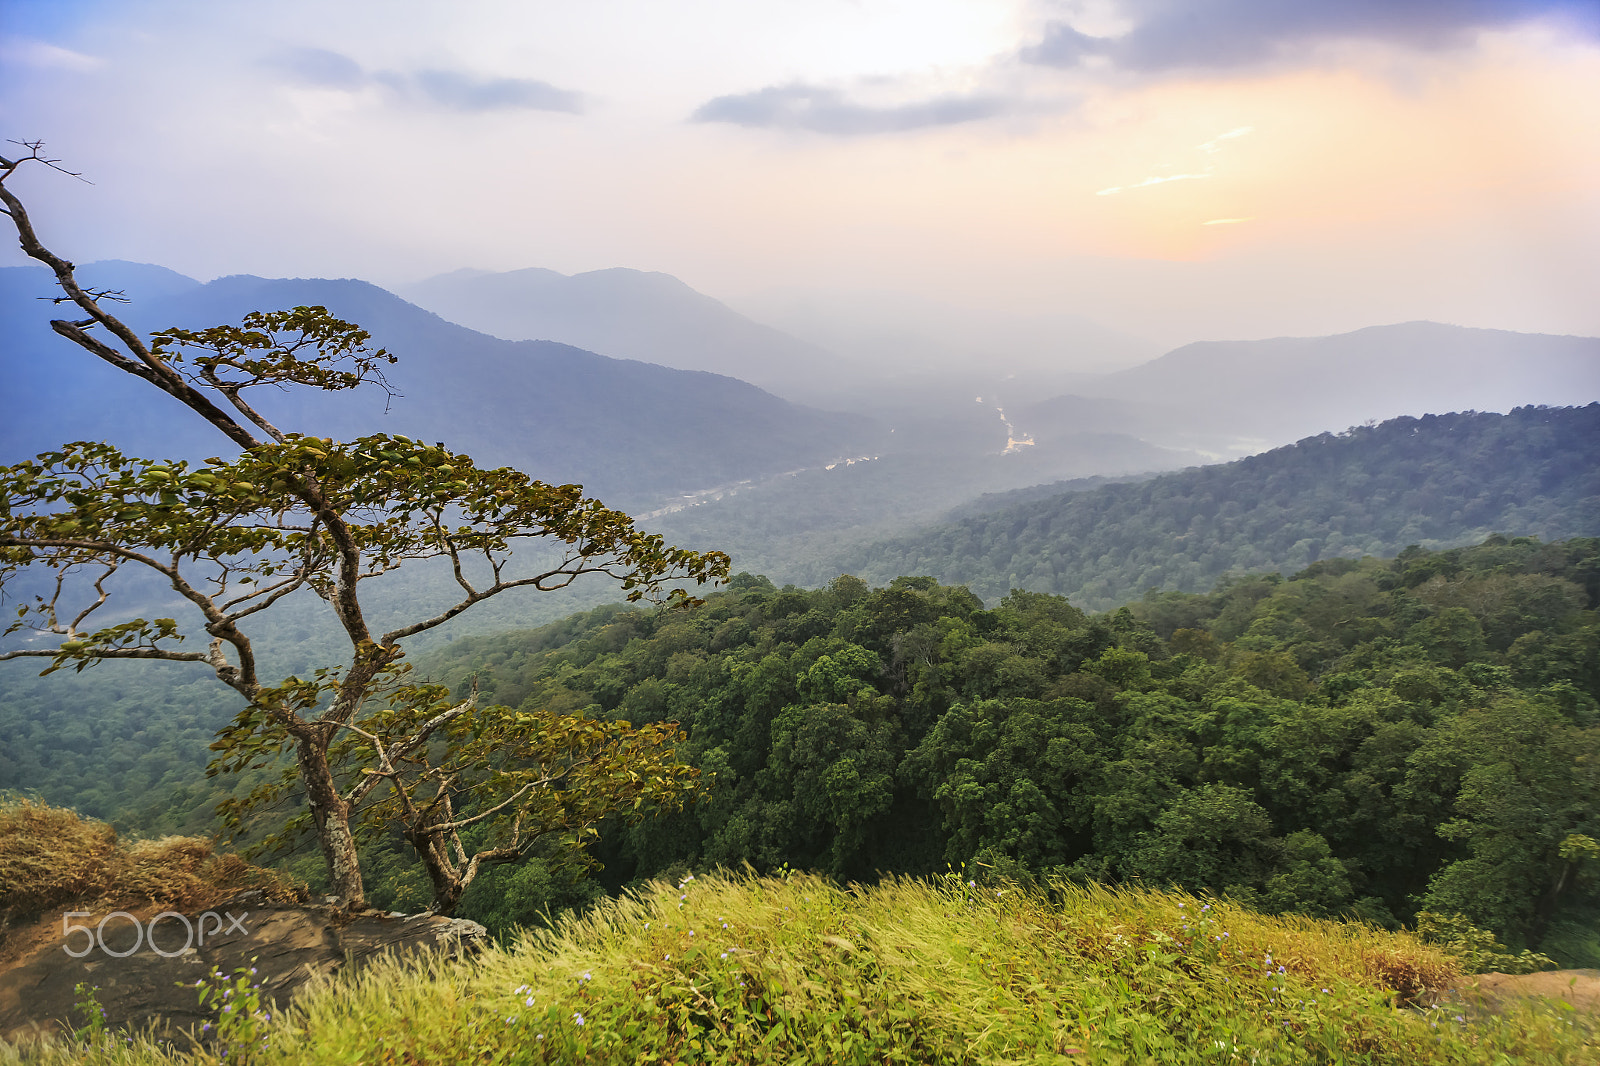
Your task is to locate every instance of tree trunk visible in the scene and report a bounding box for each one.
[297,735,365,909]
[407,825,465,916]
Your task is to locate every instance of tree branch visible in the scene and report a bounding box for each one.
[0,646,210,665]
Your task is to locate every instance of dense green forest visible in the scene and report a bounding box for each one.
[403,536,1600,967]
[838,405,1600,608]
[6,407,1593,829]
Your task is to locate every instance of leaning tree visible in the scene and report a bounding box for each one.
[0,142,729,911]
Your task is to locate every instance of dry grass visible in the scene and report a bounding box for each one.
[0,797,303,925]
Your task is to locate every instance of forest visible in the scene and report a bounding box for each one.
[334,534,1600,969]
[837,405,1600,608]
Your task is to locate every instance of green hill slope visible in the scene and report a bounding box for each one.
[27,872,1596,1065]
[412,536,1600,968]
[838,405,1600,610]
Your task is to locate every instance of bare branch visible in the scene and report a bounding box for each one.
[199,364,288,443]
[40,286,128,305]
[66,564,119,633]
[1,140,92,184]
[378,561,628,645]
[219,572,309,619]
[0,646,210,665]
[429,779,546,835]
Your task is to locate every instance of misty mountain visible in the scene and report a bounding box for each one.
[646,429,1197,587]
[835,405,1600,610]
[0,264,874,508]
[740,288,1163,401]
[397,266,852,401]
[1061,321,1600,448]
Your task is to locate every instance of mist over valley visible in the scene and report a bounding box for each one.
[4,4,1600,1054]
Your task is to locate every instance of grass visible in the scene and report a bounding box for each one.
[0,796,302,929]
[5,868,1594,1065]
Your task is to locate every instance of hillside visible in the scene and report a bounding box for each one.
[408,536,1600,968]
[398,266,853,400]
[836,405,1600,609]
[0,264,873,509]
[16,868,1596,1064]
[1069,321,1600,447]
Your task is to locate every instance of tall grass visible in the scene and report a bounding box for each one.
[0,797,302,925]
[6,870,1594,1064]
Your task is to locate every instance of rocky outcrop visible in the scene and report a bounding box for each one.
[1444,968,1600,1017]
[0,890,485,1044]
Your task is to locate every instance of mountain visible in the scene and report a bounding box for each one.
[0,264,874,509]
[835,405,1600,610]
[1063,321,1600,448]
[397,266,852,401]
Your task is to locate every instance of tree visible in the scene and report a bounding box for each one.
[0,142,729,911]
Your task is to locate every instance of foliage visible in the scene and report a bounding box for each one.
[405,538,1600,965]
[837,405,1600,610]
[0,145,729,910]
[13,872,1597,1065]
[71,984,107,1046]
[192,963,273,1063]
[331,694,706,914]
[1415,912,1556,976]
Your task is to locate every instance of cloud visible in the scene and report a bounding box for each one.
[406,70,583,113]
[266,47,583,113]
[1023,0,1599,73]
[270,46,365,88]
[690,83,1006,135]
[0,37,102,71]
[1098,126,1253,195]
[1097,172,1213,195]
[1198,126,1255,153]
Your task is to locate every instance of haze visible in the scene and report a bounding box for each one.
[2,0,1599,361]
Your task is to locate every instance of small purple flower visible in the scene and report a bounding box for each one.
[573,1012,585,1026]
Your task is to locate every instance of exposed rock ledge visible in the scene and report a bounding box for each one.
[1444,968,1600,1016]
[0,890,485,1044]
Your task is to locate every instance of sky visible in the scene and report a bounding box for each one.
[3,0,1599,354]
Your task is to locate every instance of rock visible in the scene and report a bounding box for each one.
[1438,968,1600,1018]
[0,893,486,1044]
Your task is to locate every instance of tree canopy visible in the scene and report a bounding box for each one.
[417,537,1599,965]
[838,405,1600,609]
[0,142,728,911]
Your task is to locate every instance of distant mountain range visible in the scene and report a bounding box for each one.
[1027,321,1600,454]
[0,262,873,508]
[834,405,1600,610]
[397,267,852,400]
[6,259,1598,535]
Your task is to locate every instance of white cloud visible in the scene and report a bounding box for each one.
[1198,126,1254,152]
[0,37,102,71]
